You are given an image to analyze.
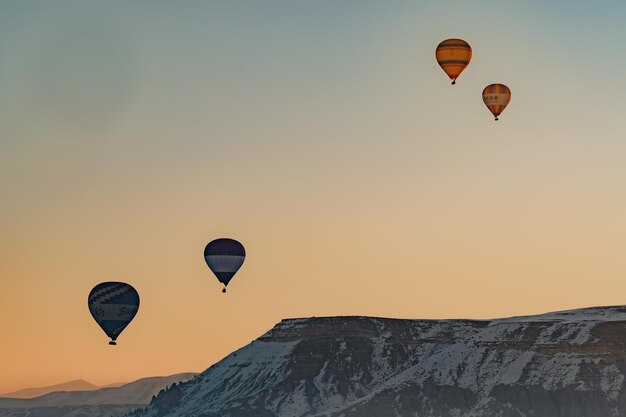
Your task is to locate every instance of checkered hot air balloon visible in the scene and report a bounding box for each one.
[436,39,472,85]
[204,238,246,293]
[88,282,140,345]
[482,84,511,121]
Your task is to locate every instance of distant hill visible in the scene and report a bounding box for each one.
[0,373,196,417]
[101,381,128,389]
[0,380,100,399]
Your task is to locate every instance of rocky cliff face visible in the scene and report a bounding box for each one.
[128,306,626,417]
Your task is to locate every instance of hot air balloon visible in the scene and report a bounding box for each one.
[88,282,139,345]
[482,84,511,121]
[436,39,472,85]
[204,238,246,293]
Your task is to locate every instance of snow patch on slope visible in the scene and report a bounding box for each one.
[601,365,624,400]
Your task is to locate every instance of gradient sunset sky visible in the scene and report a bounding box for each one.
[3,1,626,393]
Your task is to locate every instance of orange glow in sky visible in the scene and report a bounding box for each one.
[3,1,626,393]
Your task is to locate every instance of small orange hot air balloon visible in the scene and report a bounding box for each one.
[482,84,511,121]
[436,39,472,85]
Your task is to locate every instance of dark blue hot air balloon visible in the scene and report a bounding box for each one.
[204,238,246,293]
[88,282,140,345]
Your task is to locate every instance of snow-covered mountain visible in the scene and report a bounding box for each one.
[128,306,626,417]
[0,373,196,417]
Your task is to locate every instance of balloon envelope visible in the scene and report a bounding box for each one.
[204,238,245,291]
[88,282,139,345]
[482,84,511,120]
[436,39,472,84]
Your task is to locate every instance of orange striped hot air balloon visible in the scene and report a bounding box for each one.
[482,84,511,121]
[435,39,472,85]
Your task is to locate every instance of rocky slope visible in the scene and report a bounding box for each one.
[128,306,626,417]
[129,306,626,417]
